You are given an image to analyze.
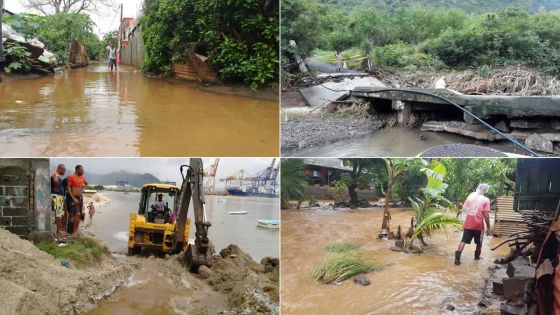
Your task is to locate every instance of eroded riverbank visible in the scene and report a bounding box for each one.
[0,64,278,156]
[281,208,509,315]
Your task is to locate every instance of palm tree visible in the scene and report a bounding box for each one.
[379,158,411,238]
[280,159,307,209]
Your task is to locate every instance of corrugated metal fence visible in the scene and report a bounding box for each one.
[120,25,144,67]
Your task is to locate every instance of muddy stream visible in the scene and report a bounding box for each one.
[0,64,278,156]
[82,191,279,314]
[281,208,510,315]
[287,127,523,157]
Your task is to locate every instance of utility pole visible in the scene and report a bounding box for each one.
[118,3,123,64]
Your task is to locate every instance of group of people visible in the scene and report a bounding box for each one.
[51,164,95,237]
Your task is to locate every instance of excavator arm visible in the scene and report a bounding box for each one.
[174,158,213,272]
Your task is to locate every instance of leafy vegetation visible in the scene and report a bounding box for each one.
[406,161,462,250]
[312,253,377,284]
[36,237,108,268]
[4,12,103,63]
[140,0,278,89]
[282,1,560,76]
[280,158,307,209]
[3,42,32,73]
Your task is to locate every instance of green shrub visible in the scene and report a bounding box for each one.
[141,0,278,88]
[312,254,377,284]
[36,237,108,269]
[325,242,359,253]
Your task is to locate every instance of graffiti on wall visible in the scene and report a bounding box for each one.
[34,166,50,231]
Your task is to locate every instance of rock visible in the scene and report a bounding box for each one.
[525,134,554,153]
[354,274,371,286]
[389,246,403,252]
[503,277,533,301]
[510,120,547,129]
[506,258,531,278]
[501,303,528,315]
[394,239,405,248]
[445,304,455,311]
[260,257,279,273]
[480,303,502,315]
[495,121,510,132]
[421,121,503,141]
[197,265,212,279]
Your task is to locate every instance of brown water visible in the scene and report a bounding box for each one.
[281,209,510,315]
[288,128,524,157]
[0,64,278,156]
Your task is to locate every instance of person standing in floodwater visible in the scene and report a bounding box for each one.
[87,201,95,225]
[455,183,492,265]
[66,165,88,237]
[107,42,117,72]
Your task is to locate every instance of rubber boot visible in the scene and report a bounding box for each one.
[454,251,462,265]
[474,250,482,260]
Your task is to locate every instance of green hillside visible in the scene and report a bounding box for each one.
[313,0,560,14]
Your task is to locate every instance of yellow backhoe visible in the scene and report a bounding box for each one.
[127,158,213,272]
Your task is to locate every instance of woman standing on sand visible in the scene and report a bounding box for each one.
[87,202,95,224]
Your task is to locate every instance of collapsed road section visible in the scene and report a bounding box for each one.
[282,62,560,157]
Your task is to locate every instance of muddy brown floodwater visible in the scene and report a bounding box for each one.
[0,64,278,156]
[281,208,510,315]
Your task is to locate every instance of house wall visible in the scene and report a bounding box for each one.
[120,25,144,67]
[0,159,51,239]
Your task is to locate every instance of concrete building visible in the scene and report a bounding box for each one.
[0,159,51,239]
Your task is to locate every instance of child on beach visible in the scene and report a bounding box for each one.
[87,202,95,224]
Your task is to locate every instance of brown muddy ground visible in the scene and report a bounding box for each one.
[281,208,509,315]
[0,64,278,157]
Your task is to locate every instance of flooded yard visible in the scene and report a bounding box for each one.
[0,64,278,156]
[281,208,509,315]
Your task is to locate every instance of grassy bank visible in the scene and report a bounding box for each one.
[36,237,108,269]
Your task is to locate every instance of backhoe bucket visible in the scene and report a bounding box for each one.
[185,243,213,273]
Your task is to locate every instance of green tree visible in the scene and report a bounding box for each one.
[379,158,411,237]
[280,159,307,209]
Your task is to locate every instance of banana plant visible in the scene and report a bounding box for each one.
[405,160,462,251]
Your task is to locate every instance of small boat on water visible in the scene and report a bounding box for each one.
[229,211,248,215]
[256,219,279,229]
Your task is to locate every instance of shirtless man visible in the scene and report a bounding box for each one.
[66,165,88,237]
[51,164,66,236]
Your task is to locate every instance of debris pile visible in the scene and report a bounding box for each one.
[481,206,560,314]
[1,23,57,74]
[373,66,560,96]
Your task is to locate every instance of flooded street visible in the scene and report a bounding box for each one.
[281,209,509,315]
[287,128,523,157]
[0,64,278,156]
[87,191,279,261]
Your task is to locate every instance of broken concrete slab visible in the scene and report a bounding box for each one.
[510,120,548,129]
[525,134,554,153]
[420,121,503,141]
[506,258,535,278]
[495,121,510,133]
[352,87,560,120]
[300,77,386,108]
[540,133,560,142]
